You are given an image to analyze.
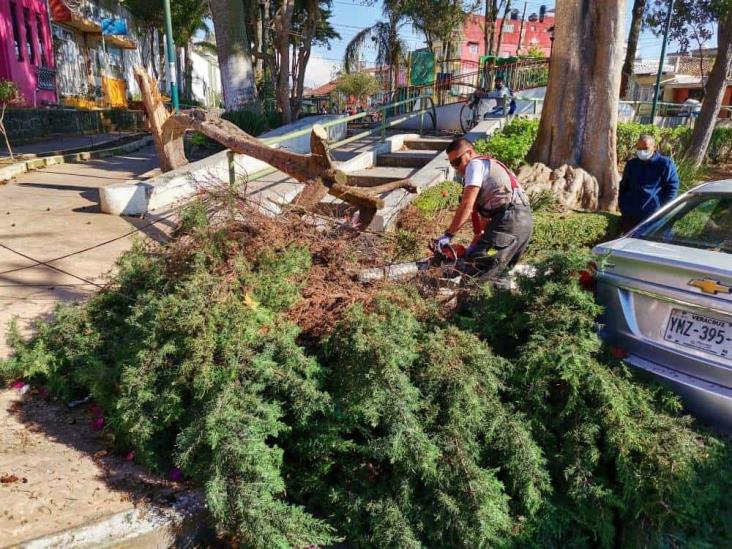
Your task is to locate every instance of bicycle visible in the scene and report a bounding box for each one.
[459,90,516,134]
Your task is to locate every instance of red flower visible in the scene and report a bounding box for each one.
[125,451,136,462]
[169,467,184,482]
[91,416,105,431]
[10,380,26,390]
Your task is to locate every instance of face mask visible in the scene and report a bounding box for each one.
[636,149,653,161]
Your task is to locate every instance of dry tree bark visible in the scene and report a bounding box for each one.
[133,67,416,228]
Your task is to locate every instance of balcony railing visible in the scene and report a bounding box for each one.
[36,66,57,91]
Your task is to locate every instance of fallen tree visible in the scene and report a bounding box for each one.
[133,67,416,228]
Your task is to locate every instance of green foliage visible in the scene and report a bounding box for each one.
[291,297,549,546]
[335,71,382,101]
[5,203,732,547]
[0,79,21,105]
[412,180,462,212]
[1,225,335,546]
[473,118,539,171]
[475,118,728,174]
[526,211,622,261]
[222,108,281,136]
[459,252,732,547]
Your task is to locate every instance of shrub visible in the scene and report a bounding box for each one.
[222,108,281,136]
[412,180,461,212]
[526,211,622,261]
[473,117,539,171]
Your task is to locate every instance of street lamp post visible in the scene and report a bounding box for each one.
[650,0,674,122]
[163,0,179,111]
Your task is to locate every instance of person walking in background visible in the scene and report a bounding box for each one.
[618,134,680,232]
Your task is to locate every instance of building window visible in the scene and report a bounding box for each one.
[10,3,23,61]
[503,24,514,33]
[24,8,36,64]
[468,42,479,55]
[36,14,48,67]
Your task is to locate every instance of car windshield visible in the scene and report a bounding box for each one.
[633,194,732,254]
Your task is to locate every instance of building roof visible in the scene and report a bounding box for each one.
[633,59,673,75]
[308,81,338,96]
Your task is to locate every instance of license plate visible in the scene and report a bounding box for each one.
[664,309,732,359]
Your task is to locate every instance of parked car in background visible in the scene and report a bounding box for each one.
[594,180,732,430]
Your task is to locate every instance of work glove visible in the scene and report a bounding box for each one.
[435,234,453,250]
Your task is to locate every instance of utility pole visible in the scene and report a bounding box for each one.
[650,0,674,121]
[163,0,179,111]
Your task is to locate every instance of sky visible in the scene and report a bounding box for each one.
[303,1,719,88]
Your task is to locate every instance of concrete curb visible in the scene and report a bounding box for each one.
[0,136,153,183]
[17,492,209,549]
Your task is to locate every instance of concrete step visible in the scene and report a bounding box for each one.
[376,151,436,168]
[402,138,452,151]
[346,166,418,187]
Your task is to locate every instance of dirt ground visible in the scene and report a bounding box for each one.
[703,164,732,182]
[0,386,187,547]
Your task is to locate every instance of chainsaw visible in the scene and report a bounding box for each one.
[358,239,468,283]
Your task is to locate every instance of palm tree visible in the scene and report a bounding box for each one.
[343,1,409,95]
[209,0,258,110]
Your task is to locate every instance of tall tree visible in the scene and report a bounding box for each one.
[647,0,718,90]
[344,0,408,94]
[209,0,258,109]
[527,0,627,211]
[291,0,339,118]
[484,0,502,56]
[685,6,732,166]
[407,0,477,66]
[621,0,647,98]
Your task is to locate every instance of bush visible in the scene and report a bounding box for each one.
[526,211,622,261]
[476,118,728,173]
[222,108,281,136]
[412,180,462,212]
[4,204,732,547]
[473,117,539,171]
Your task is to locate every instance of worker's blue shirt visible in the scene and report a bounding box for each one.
[618,152,680,222]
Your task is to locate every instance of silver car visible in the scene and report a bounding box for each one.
[594,180,732,430]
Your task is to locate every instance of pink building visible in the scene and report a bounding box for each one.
[0,0,57,106]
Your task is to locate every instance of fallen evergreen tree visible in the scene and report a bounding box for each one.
[3,202,732,547]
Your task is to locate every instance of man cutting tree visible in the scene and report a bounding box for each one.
[436,138,533,281]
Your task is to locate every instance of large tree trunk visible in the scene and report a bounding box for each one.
[527,0,626,212]
[183,41,194,102]
[484,1,495,56]
[209,0,258,110]
[274,0,296,123]
[620,0,646,98]
[685,10,732,168]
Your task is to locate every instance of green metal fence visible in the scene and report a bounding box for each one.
[239,94,437,185]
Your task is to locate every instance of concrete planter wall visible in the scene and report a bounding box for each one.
[100,115,347,216]
[6,109,147,143]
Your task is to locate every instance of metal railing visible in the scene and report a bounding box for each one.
[237,94,437,184]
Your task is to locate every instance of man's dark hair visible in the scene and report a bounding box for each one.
[446,137,473,155]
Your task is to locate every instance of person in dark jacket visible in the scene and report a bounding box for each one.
[618,134,680,232]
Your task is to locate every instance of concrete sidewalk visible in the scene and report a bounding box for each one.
[1,132,142,159]
[0,144,165,360]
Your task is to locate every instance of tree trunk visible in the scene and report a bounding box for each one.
[527,0,626,212]
[133,67,188,172]
[209,0,258,110]
[685,9,732,168]
[620,0,645,98]
[484,1,494,56]
[495,1,511,57]
[184,41,194,102]
[274,0,295,123]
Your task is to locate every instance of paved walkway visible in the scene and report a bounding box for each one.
[1,132,140,158]
[0,144,167,360]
